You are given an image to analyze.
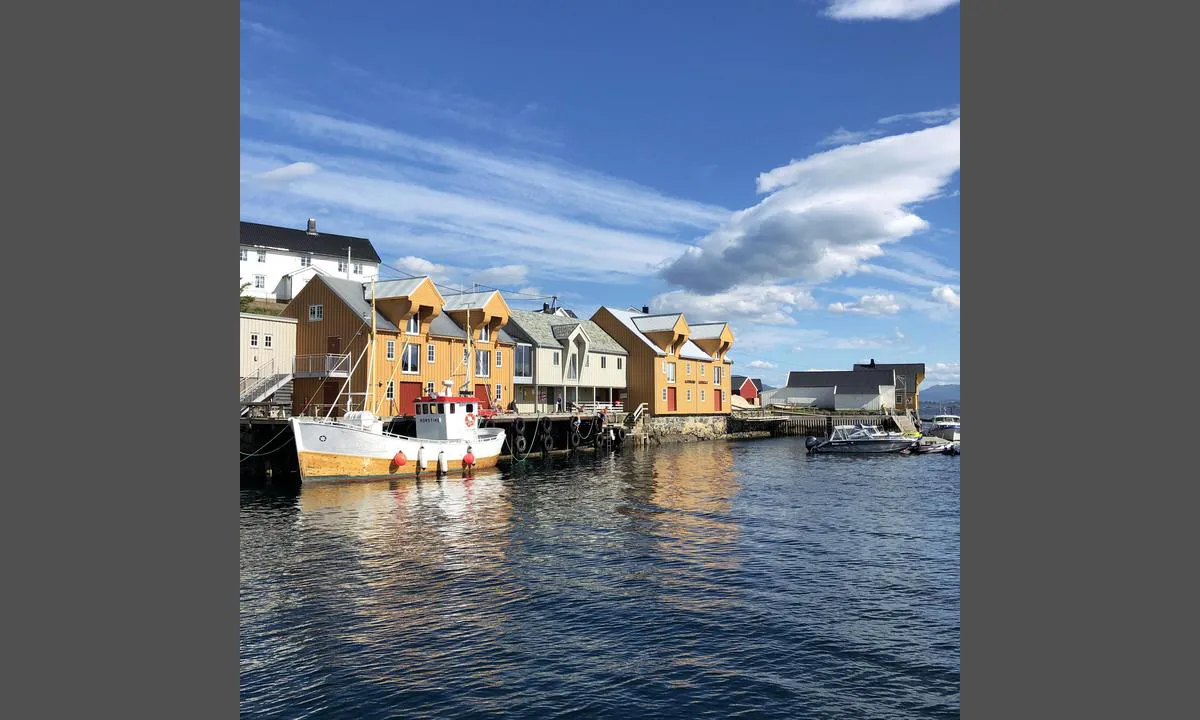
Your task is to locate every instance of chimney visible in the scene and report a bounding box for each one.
[306,218,317,235]
[542,302,550,313]
[642,305,649,314]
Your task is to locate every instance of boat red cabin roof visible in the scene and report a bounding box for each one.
[418,395,477,403]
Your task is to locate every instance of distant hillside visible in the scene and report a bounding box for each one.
[920,384,960,402]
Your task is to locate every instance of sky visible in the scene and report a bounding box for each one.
[240,0,960,389]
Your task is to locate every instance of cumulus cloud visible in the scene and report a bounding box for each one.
[659,119,960,295]
[472,264,528,286]
[824,0,959,21]
[747,360,777,369]
[828,293,902,315]
[932,285,961,308]
[394,255,455,277]
[650,284,819,326]
[923,361,960,386]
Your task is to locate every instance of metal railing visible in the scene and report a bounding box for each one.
[573,401,624,414]
[293,353,352,377]
[629,402,647,425]
[239,358,277,397]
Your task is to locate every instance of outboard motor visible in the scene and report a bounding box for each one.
[805,436,821,450]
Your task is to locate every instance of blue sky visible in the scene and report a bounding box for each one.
[240,0,960,389]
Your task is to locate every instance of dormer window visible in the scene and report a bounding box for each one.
[406,313,420,335]
[479,325,490,343]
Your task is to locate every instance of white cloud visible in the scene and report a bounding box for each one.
[650,284,819,326]
[747,360,777,369]
[472,264,528,286]
[393,256,455,277]
[932,285,961,308]
[251,161,318,186]
[791,327,908,352]
[837,285,960,323]
[828,293,902,315]
[878,105,961,125]
[660,119,960,294]
[818,127,884,147]
[923,361,960,386]
[824,0,959,21]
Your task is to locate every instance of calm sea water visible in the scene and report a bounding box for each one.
[241,436,960,719]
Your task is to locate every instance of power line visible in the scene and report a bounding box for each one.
[376,262,559,302]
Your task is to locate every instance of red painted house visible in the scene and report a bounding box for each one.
[731,375,762,402]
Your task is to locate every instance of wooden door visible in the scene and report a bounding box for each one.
[398,382,422,417]
[327,336,341,354]
[667,386,677,412]
[714,389,723,411]
[474,384,490,409]
[323,380,341,417]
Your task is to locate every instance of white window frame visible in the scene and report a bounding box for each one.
[406,313,420,335]
[249,333,259,347]
[254,275,265,289]
[338,259,347,273]
[700,364,705,377]
[701,389,705,402]
[427,344,435,364]
[479,325,490,343]
[495,384,502,403]
[425,381,435,395]
[240,248,248,261]
[553,351,560,366]
[308,304,323,321]
[263,334,272,348]
[661,387,667,401]
[475,350,491,378]
[257,250,266,263]
[715,366,723,384]
[515,344,533,379]
[617,357,622,370]
[353,262,363,275]
[567,354,578,380]
[300,256,311,267]
[496,350,502,368]
[386,340,395,361]
[687,389,692,402]
[687,362,691,376]
[600,356,606,369]
[401,344,420,374]
[666,362,676,383]
[386,381,395,400]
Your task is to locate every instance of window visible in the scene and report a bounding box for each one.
[427,344,435,364]
[406,313,419,335]
[496,350,502,368]
[300,256,311,267]
[249,333,259,347]
[617,357,622,370]
[715,366,723,384]
[700,364,705,377]
[666,362,676,383]
[257,250,266,263]
[601,356,606,369]
[386,381,394,400]
[515,345,533,378]
[567,354,578,380]
[402,344,420,373]
[553,351,560,366]
[475,350,491,377]
[661,387,667,401]
[240,248,248,261]
[701,389,705,402]
[495,384,502,403]
[263,334,272,348]
[449,403,456,414]
[687,363,691,376]
[479,325,490,343]
[338,260,347,273]
[386,340,395,361]
[353,262,363,274]
[308,304,323,321]
[425,381,434,395]
[687,389,692,401]
[466,404,475,414]
[254,275,265,289]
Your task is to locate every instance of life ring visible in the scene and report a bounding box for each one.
[515,435,528,453]
[464,413,476,427]
[514,417,526,434]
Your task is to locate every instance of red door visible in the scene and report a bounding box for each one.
[474,384,491,409]
[398,382,422,417]
[327,336,341,354]
[715,389,723,411]
[667,386,677,411]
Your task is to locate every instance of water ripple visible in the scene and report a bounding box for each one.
[242,436,959,718]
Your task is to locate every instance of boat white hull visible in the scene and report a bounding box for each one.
[291,418,507,481]
[810,438,917,454]
[929,428,960,442]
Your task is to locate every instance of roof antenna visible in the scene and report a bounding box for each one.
[551,295,557,312]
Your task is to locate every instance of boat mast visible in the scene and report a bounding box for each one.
[367,277,376,414]
[465,283,472,396]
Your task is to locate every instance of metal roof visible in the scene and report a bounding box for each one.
[632,313,683,333]
[240,220,382,263]
[786,368,896,393]
[508,308,627,354]
[679,340,712,361]
[688,322,729,339]
[600,307,666,355]
[318,276,398,332]
[441,290,500,311]
[372,277,428,298]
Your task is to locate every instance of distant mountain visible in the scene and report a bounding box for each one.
[920,384,960,402]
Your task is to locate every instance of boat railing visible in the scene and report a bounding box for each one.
[293,353,352,378]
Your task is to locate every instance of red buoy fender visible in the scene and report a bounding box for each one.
[463,451,475,466]
[393,451,407,467]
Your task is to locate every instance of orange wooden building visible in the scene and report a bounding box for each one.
[590,306,734,416]
[280,275,515,418]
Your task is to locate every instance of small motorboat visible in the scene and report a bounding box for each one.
[806,424,918,455]
[927,414,961,442]
[913,436,953,454]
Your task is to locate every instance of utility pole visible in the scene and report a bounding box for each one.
[346,247,352,280]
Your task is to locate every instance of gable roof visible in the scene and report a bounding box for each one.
[318,276,398,332]
[240,221,382,263]
[679,340,712,361]
[373,277,428,297]
[786,368,897,393]
[600,307,669,355]
[688,322,729,340]
[441,290,501,311]
[632,313,683,333]
[508,308,627,354]
[751,378,764,392]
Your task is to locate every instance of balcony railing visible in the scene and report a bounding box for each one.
[293,353,351,378]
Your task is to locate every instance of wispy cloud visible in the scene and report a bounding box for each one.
[747,360,777,369]
[823,0,959,21]
[660,119,960,294]
[241,103,732,286]
[819,105,960,149]
[828,293,902,315]
[248,161,319,187]
[879,104,961,125]
[818,127,884,147]
[792,327,910,352]
[923,361,960,386]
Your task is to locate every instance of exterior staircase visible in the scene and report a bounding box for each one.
[240,358,293,417]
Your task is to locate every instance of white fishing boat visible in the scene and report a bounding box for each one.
[927,414,961,442]
[806,424,918,454]
[290,280,506,481]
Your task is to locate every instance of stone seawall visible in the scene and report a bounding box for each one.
[644,414,736,444]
